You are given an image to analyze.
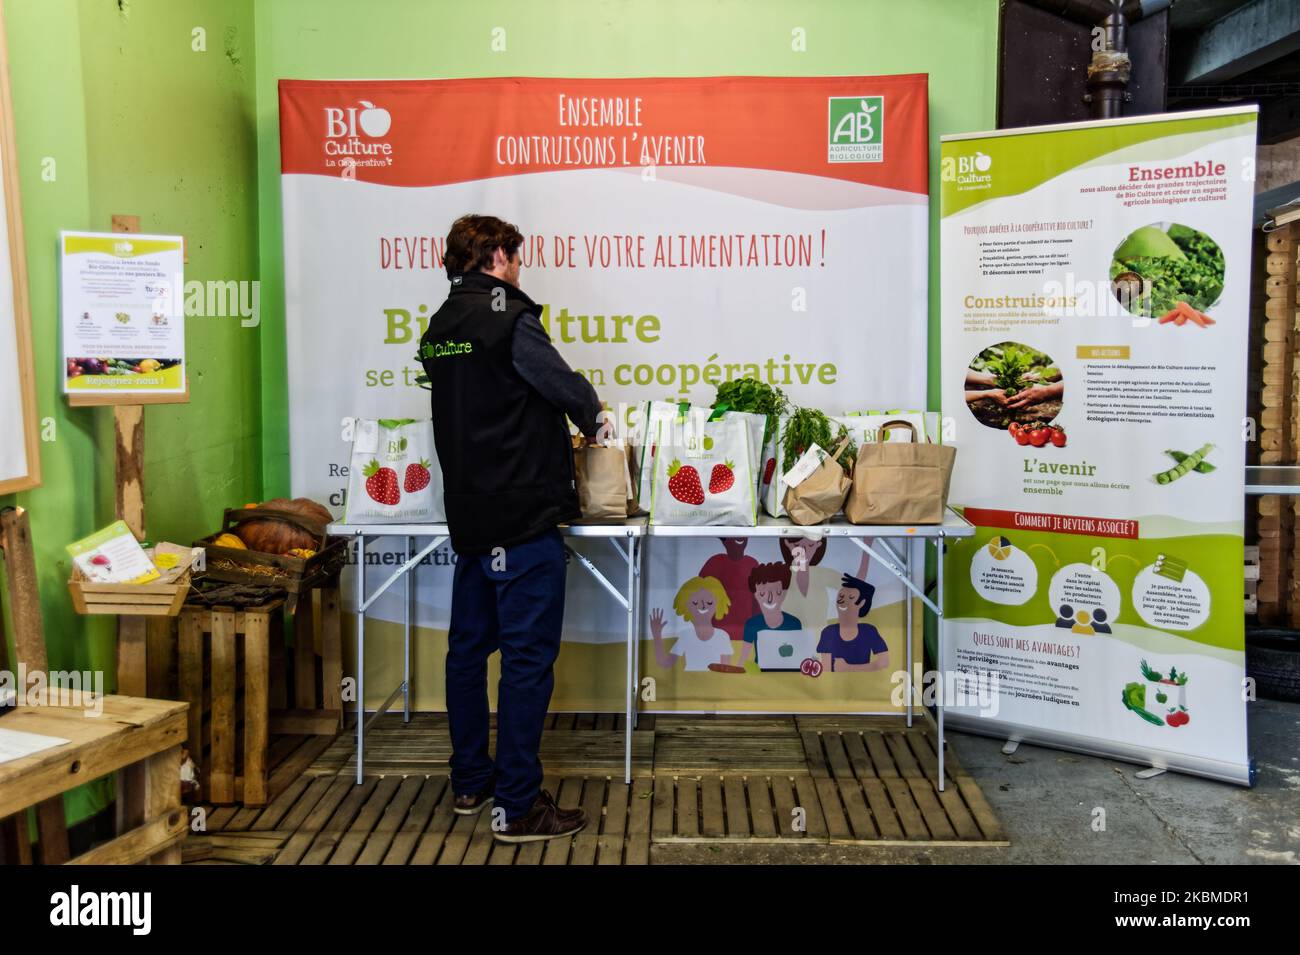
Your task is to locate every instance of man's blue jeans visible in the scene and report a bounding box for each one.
[445,528,566,821]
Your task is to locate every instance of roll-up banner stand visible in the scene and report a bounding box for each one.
[940,106,1258,784]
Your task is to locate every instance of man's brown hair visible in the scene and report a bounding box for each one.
[444,214,524,276]
[749,562,792,592]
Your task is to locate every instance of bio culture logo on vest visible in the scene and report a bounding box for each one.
[828,96,884,163]
[420,339,474,360]
[942,151,993,192]
[322,100,394,169]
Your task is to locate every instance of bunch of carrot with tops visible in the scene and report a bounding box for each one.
[1158,300,1215,327]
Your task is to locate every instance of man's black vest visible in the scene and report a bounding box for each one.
[419,271,577,554]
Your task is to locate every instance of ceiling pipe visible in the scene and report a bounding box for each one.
[1021,0,1172,118]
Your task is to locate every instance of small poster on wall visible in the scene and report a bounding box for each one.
[59,231,185,398]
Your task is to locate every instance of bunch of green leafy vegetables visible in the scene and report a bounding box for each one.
[780,407,856,473]
[1111,224,1224,315]
[713,377,789,448]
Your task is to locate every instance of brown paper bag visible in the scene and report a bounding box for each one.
[623,443,644,515]
[844,420,956,525]
[782,437,852,526]
[573,442,632,522]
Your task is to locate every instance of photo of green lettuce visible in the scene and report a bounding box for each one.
[1110,222,1225,317]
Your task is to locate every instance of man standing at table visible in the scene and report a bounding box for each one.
[419,214,602,843]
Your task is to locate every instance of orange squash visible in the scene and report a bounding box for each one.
[235,497,332,555]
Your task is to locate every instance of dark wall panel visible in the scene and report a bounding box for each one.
[998,0,1168,128]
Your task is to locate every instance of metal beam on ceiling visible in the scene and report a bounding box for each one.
[1174,0,1300,84]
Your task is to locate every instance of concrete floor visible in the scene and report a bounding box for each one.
[654,698,1300,864]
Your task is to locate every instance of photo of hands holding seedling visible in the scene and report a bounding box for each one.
[963,341,1064,431]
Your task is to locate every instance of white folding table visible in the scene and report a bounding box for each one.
[645,511,975,788]
[327,509,974,788]
[325,518,646,785]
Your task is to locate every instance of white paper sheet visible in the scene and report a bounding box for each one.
[0,726,70,764]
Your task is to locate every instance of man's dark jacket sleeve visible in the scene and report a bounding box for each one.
[510,313,602,437]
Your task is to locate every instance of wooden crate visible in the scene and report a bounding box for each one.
[177,585,342,807]
[273,583,344,737]
[179,599,283,807]
[68,567,191,616]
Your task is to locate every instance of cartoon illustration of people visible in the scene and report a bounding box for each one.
[1054,604,1075,629]
[735,562,802,667]
[1070,609,1096,635]
[1056,602,1107,634]
[817,574,889,673]
[699,538,757,641]
[649,576,738,672]
[778,536,871,633]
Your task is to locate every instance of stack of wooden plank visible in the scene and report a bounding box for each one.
[1256,223,1298,623]
[1244,544,1260,616]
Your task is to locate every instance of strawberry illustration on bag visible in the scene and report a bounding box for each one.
[404,458,431,493]
[364,460,401,505]
[667,460,704,505]
[709,459,735,494]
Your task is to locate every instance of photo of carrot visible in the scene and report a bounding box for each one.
[1160,300,1215,328]
[1177,300,1215,327]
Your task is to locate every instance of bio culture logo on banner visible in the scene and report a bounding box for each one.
[942,150,993,191]
[827,96,884,163]
[322,100,394,170]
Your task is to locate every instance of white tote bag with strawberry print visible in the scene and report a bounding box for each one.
[648,411,756,526]
[760,414,790,518]
[343,417,446,524]
[634,402,763,514]
[630,400,681,510]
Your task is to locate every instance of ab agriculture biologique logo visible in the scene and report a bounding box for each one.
[827,96,884,163]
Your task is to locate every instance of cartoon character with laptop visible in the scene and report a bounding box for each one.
[735,562,811,670]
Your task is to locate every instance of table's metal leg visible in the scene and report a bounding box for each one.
[936,532,945,793]
[905,537,914,728]
[356,535,366,785]
[624,536,636,784]
[404,535,412,724]
[634,535,644,727]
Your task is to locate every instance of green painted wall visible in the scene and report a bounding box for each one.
[252,0,1001,495]
[1,0,996,829]
[1,0,259,825]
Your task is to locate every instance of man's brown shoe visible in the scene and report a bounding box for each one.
[453,790,493,816]
[493,789,586,843]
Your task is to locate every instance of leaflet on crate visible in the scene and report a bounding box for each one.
[939,107,1257,783]
[280,76,930,712]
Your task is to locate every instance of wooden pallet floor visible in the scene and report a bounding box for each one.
[184,713,1006,864]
